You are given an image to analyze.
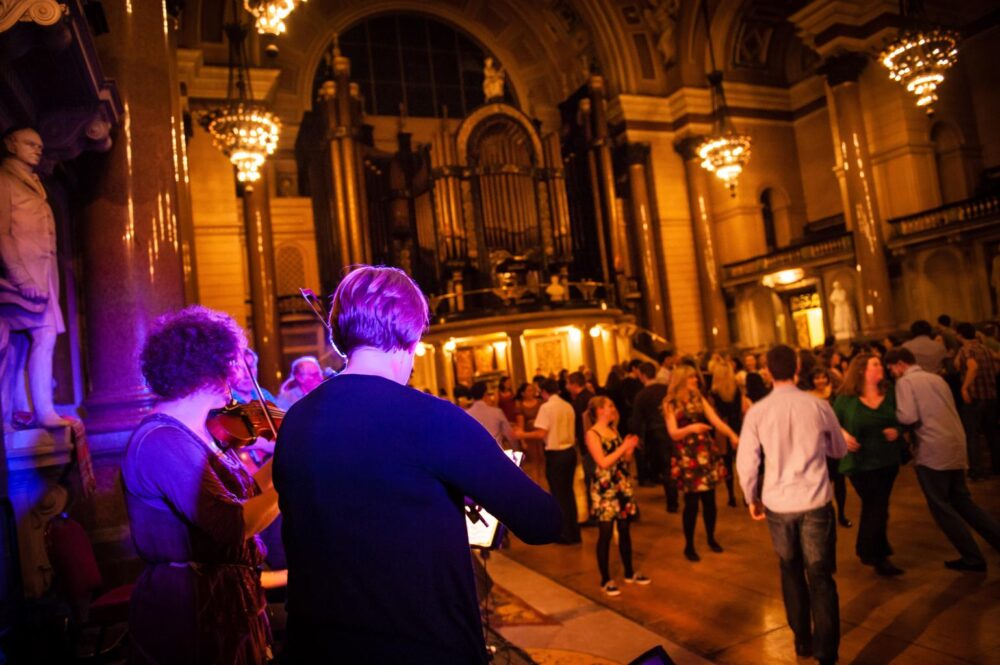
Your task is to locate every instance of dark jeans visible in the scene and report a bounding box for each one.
[960,398,1000,475]
[580,449,596,515]
[766,503,840,663]
[545,448,580,543]
[849,465,898,562]
[915,466,1000,565]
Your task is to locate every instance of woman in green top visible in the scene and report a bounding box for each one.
[833,353,904,577]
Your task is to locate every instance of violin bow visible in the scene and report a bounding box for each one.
[243,355,280,437]
[299,288,347,369]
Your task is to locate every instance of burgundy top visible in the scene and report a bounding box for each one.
[122,414,270,664]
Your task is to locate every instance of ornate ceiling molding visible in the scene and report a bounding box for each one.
[0,0,66,33]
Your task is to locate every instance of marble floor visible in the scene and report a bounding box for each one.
[496,469,1000,665]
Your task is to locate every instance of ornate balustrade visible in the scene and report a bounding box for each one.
[887,193,1000,246]
[721,232,854,286]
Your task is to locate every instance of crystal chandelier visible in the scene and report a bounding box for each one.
[202,11,280,183]
[243,0,306,36]
[880,28,959,114]
[695,4,751,196]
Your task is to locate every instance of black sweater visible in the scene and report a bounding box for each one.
[273,374,562,664]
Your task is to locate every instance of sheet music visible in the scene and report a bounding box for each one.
[466,450,524,549]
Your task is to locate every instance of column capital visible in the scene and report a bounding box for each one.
[818,52,869,86]
[623,142,650,166]
[673,135,705,162]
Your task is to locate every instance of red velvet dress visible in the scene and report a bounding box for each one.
[122,414,270,664]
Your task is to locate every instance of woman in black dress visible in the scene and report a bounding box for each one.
[122,306,281,664]
[709,358,746,507]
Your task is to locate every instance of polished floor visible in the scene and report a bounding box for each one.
[500,469,1000,664]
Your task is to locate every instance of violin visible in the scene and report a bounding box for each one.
[207,399,286,449]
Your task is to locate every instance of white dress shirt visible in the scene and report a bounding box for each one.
[532,395,576,451]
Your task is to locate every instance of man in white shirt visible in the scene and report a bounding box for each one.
[517,378,579,544]
[885,347,1000,573]
[737,345,847,665]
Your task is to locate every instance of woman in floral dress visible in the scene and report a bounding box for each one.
[583,396,651,596]
[664,365,740,562]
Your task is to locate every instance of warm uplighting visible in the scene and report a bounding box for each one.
[588,325,602,338]
[697,132,752,196]
[880,29,959,114]
[414,342,428,357]
[243,0,306,35]
[443,339,457,353]
[761,268,805,288]
[568,327,583,344]
[203,103,280,183]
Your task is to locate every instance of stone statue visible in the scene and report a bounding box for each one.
[828,280,857,341]
[0,128,71,430]
[545,274,567,303]
[644,0,681,68]
[483,57,505,101]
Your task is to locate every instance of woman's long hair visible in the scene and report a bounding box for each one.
[666,364,700,406]
[582,395,615,433]
[711,358,738,402]
[837,352,885,397]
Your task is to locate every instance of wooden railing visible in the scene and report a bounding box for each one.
[888,193,1000,238]
[721,232,854,283]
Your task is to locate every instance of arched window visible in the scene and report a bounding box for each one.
[320,14,516,118]
[760,188,777,252]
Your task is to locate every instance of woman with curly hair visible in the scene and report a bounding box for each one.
[121,306,281,664]
[665,365,740,561]
[834,353,904,576]
[583,395,649,596]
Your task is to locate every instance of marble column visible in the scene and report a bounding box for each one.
[820,53,895,336]
[507,331,527,388]
[624,143,670,339]
[583,329,599,378]
[242,171,284,393]
[578,98,613,297]
[676,136,731,350]
[82,0,186,435]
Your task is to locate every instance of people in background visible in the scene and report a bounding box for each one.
[810,367,851,528]
[656,348,677,385]
[230,347,280,405]
[886,347,1000,573]
[664,365,739,562]
[833,353,904,577]
[737,344,846,665]
[515,381,545,485]
[566,371,597,520]
[955,322,999,479]
[466,381,517,449]
[709,357,745,508]
[277,356,324,407]
[632,361,674,511]
[583,395,650,596]
[902,320,948,374]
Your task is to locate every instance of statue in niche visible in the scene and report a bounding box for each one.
[644,0,681,68]
[828,280,857,341]
[483,57,505,101]
[545,274,567,303]
[0,128,71,431]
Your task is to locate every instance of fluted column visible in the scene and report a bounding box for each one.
[82,0,186,434]
[820,53,894,336]
[241,169,283,393]
[624,143,669,339]
[676,136,731,350]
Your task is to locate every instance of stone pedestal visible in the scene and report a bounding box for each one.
[676,137,731,349]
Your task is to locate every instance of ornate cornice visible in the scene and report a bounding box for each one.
[0,0,65,33]
[818,52,868,86]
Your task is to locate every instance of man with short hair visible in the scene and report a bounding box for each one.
[737,345,847,665]
[885,347,1000,572]
[955,322,999,479]
[466,381,517,449]
[902,320,948,374]
[517,378,580,544]
[656,349,677,385]
[278,355,325,407]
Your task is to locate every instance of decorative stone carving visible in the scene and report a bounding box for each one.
[829,280,857,340]
[643,0,680,68]
[0,0,66,33]
[483,57,505,101]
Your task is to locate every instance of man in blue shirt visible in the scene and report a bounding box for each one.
[737,345,847,665]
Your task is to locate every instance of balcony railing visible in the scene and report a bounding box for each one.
[427,280,613,322]
[721,232,854,284]
[888,193,1000,240]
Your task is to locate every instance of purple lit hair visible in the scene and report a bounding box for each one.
[140,305,245,400]
[329,265,429,355]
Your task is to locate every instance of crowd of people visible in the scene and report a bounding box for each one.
[117,267,1000,665]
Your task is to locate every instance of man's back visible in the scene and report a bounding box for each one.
[274,374,561,663]
[737,385,847,513]
[902,335,948,374]
[895,366,966,470]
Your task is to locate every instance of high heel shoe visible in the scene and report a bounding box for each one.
[684,546,700,562]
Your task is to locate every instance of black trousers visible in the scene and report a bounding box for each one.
[848,465,898,562]
[915,465,1000,565]
[545,448,580,543]
[766,503,840,663]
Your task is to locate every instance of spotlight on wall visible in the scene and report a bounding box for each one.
[761,268,804,288]
[589,325,602,338]
[415,343,428,357]
[568,328,583,343]
[443,339,457,353]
